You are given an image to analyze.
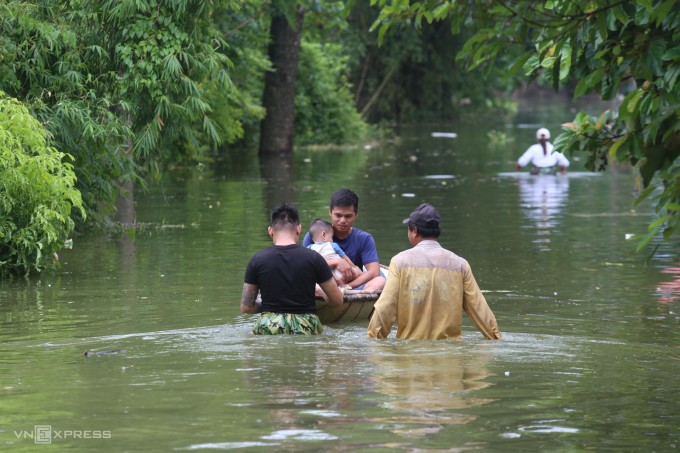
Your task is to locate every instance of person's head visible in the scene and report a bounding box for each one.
[330,189,359,213]
[536,128,551,142]
[268,201,301,237]
[329,189,359,238]
[309,218,334,243]
[402,203,441,242]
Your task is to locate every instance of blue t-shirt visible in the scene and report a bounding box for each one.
[303,227,379,269]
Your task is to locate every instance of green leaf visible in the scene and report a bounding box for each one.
[432,3,450,20]
[612,5,631,25]
[621,88,644,115]
[662,45,680,61]
[648,214,670,232]
[608,134,628,161]
[559,42,571,81]
[651,0,675,27]
[508,52,534,75]
[573,78,590,98]
[541,56,557,69]
[523,54,541,76]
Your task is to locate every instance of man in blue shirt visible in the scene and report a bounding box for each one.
[303,189,386,291]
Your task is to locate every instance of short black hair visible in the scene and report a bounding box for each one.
[330,189,359,213]
[309,218,332,241]
[408,221,440,238]
[270,202,300,228]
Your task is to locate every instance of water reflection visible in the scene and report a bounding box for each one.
[657,265,680,304]
[260,154,295,210]
[365,344,495,434]
[518,174,569,250]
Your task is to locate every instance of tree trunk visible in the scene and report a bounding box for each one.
[113,180,136,226]
[113,141,136,226]
[259,6,305,157]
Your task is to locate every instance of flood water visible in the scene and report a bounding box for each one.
[1,101,679,451]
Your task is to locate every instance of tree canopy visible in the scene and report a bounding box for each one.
[372,0,680,250]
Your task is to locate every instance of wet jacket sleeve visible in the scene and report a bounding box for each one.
[462,264,502,340]
[367,259,399,338]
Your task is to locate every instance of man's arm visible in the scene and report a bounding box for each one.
[461,266,501,340]
[367,260,399,338]
[318,278,343,306]
[347,261,380,288]
[240,283,260,314]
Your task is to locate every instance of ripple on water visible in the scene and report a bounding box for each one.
[182,441,279,450]
[261,429,338,441]
[518,424,579,434]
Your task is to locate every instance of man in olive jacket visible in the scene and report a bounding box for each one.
[367,203,501,340]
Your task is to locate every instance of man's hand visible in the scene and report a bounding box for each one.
[334,259,355,283]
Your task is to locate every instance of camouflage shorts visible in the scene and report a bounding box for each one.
[252,312,323,335]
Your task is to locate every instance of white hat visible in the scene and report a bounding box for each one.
[536,128,551,140]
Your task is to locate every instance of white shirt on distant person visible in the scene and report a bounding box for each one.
[517,142,570,168]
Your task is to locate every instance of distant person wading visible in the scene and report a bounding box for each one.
[515,128,570,175]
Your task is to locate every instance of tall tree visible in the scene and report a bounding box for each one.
[259,3,305,156]
[373,0,680,251]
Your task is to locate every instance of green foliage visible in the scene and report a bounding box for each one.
[0,93,85,275]
[373,0,680,250]
[0,0,134,226]
[1,0,250,227]
[208,1,271,153]
[295,41,368,145]
[341,2,519,124]
[75,0,236,164]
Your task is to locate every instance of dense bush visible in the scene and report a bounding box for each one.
[0,93,84,275]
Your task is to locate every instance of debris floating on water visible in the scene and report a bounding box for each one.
[431,132,458,138]
[423,174,455,179]
[84,349,125,357]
